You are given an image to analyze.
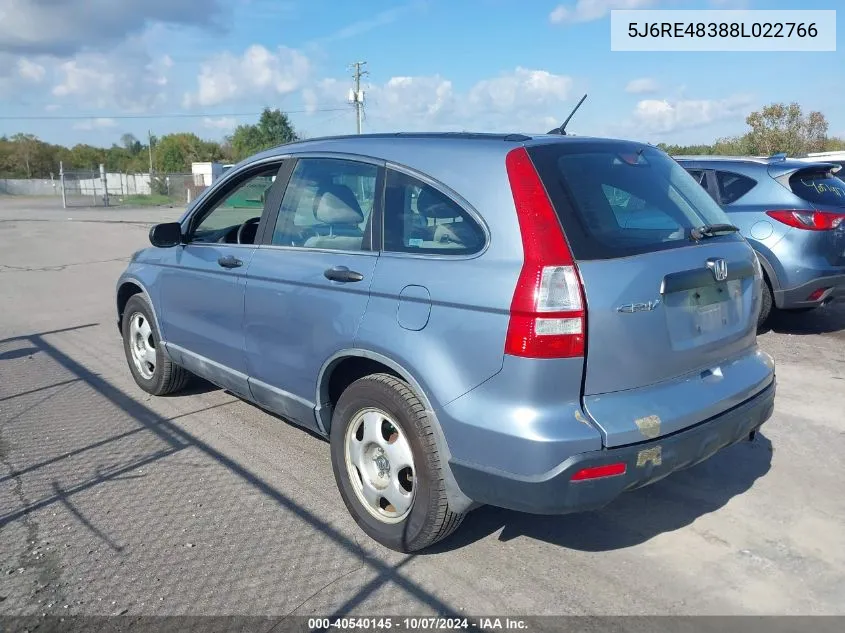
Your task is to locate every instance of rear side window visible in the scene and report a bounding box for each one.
[789,169,845,208]
[685,169,707,187]
[528,143,737,260]
[383,169,485,255]
[715,171,756,205]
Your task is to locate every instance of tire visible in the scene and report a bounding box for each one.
[122,294,191,396]
[330,374,464,552]
[757,276,773,329]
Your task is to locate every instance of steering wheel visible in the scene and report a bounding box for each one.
[236,217,261,245]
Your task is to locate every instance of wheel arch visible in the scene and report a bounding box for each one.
[316,350,429,432]
[316,349,476,514]
[750,247,779,290]
[116,278,163,340]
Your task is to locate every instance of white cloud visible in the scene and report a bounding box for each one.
[467,68,573,113]
[51,45,173,111]
[629,94,754,135]
[0,0,224,56]
[17,58,45,82]
[203,117,238,130]
[550,0,656,24]
[304,67,575,134]
[72,117,117,131]
[625,78,659,94]
[184,45,310,108]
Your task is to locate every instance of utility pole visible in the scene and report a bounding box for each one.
[148,130,155,197]
[147,130,154,174]
[348,61,368,135]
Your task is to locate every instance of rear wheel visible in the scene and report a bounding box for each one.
[330,374,464,552]
[122,294,191,396]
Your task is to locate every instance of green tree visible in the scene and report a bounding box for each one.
[10,133,40,178]
[822,136,845,152]
[120,133,142,156]
[710,135,754,156]
[229,108,298,161]
[69,144,106,170]
[154,133,224,173]
[744,102,829,156]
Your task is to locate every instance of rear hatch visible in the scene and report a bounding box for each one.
[528,141,773,447]
[769,163,845,267]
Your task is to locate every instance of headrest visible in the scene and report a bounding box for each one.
[314,184,364,225]
[416,187,458,219]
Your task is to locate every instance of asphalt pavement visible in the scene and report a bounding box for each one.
[1,198,844,618]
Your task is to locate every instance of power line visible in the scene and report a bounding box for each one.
[0,108,349,121]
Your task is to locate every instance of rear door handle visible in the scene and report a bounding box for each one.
[217,255,243,269]
[324,266,364,283]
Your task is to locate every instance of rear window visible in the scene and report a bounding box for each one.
[528,143,738,260]
[789,169,845,208]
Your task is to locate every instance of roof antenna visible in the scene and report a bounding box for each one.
[548,94,587,135]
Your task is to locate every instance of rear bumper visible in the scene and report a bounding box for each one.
[775,273,845,309]
[449,379,776,515]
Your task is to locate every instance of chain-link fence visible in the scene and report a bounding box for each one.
[59,167,208,208]
[60,169,108,207]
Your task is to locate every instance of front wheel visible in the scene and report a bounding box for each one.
[122,294,191,396]
[330,374,464,552]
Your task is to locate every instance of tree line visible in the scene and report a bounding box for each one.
[2,103,843,180]
[658,102,844,157]
[0,108,299,179]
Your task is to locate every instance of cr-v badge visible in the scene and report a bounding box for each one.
[617,299,661,313]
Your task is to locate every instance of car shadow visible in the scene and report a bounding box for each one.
[162,375,220,397]
[763,301,845,335]
[1,324,462,617]
[0,346,40,361]
[432,433,773,553]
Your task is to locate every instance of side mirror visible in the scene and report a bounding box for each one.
[149,222,183,248]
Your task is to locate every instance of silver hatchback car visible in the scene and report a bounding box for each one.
[116,133,776,552]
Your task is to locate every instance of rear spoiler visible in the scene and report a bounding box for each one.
[768,160,841,179]
[768,161,841,192]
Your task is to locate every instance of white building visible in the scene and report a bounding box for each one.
[191,162,226,186]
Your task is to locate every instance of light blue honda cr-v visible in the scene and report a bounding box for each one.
[117,133,776,552]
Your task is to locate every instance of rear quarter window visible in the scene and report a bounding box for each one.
[715,171,756,205]
[789,170,845,208]
[382,169,485,255]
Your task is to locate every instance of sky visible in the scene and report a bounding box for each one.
[0,0,842,148]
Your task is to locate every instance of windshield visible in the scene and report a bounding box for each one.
[528,142,737,260]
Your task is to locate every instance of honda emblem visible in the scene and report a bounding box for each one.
[707,258,728,282]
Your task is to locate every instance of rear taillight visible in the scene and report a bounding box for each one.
[766,210,845,231]
[504,147,585,359]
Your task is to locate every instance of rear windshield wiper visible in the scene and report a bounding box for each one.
[689,223,740,241]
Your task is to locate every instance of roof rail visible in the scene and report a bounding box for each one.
[274,132,532,147]
[768,152,788,162]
